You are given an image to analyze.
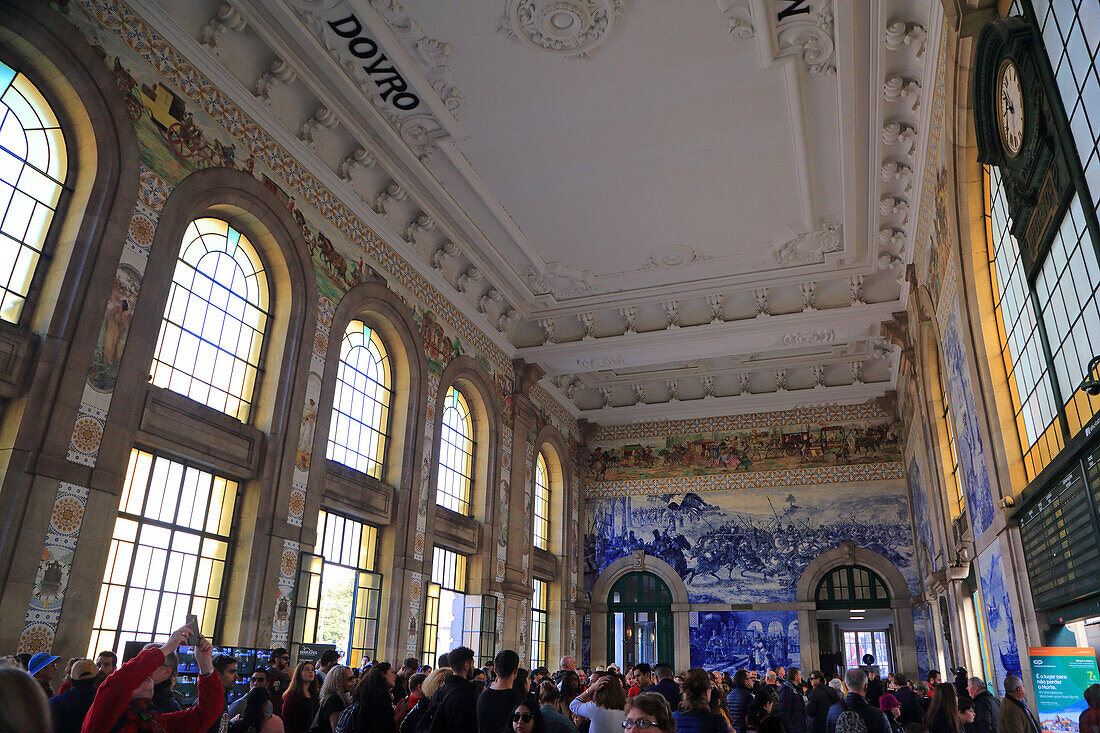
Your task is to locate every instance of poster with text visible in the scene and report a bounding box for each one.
[1029,647,1100,733]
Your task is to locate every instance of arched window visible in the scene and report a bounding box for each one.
[326,320,392,478]
[0,60,66,323]
[985,165,1064,479]
[815,565,891,609]
[533,451,550,551]
[150,217,270,422]
[436,386,474,514]
[937,353,966,519]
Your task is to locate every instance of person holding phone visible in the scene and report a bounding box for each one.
[79,624,223,733]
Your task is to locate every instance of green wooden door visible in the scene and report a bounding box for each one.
[606,572,674,669]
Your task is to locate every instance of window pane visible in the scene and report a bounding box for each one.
[326,321,392,478]
[436,387,474,515]
[88,450,237,657]
[534,452,551,551]
[0,61,66,323]
[150,218,269,421]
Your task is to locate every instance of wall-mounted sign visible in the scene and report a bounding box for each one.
[1028,647,1100,733]
[327,14,420,111]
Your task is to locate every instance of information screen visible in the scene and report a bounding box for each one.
[1019,447,1100,611]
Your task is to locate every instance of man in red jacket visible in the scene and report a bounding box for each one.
[80,625,223,733]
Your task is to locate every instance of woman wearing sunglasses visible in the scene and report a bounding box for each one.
[513,697,548,733]
[623,693,676,732]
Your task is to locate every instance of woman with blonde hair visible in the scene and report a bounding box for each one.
[315,664,354,733]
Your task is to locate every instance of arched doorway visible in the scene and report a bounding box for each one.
[797,543,917,679]
[815,565,896,676]
[607,571,674,670]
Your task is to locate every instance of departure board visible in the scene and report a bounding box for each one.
[1019,456,1100,610]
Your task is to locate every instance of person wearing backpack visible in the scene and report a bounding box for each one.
[418,646,478,733]
[350,662,398,733]
[313,665,353,733]
[400,668,449,733]
[826,669,891,733]
[672,668,731,733]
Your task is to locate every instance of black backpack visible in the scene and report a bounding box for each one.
[414,685,460,733]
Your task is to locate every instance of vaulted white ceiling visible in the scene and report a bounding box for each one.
[137,0,943,424]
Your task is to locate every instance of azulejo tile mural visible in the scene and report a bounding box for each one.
[585,482,916,603]
[689,610,799,674]
[977,541,1022,696]
[940,302,997,537]
[907,457,936,579]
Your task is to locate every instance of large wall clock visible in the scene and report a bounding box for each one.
[974,17,1073,278]
[996,58,1025,158]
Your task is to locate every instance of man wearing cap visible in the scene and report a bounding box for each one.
[50,659,99,733]
[29,651,60,697]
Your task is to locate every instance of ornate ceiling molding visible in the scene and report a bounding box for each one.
[497,0,628,58]
[773,217,842,266]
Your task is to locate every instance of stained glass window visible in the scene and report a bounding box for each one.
[327,321,392,478]
[436,387,474,515]
[0,60,66,322]
[534,452,550,551]
[150,218,269,421]
[88,449,236,657]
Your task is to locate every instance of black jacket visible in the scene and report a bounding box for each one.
[645,679,683,712]
[430,674,478,733]
[973,691,1001,733]
[807,685,841,733]
[49,679,98,733]
[894,686,925,727]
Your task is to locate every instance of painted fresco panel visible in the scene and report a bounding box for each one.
[941,303,997,536]
[689,610,799,673]
[585,482,916,603]
[978,541,1022,695]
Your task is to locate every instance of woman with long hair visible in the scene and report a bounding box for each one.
[280,661,321,733]
[315,664,354,733]
[353,660,397,733]
[748,689,781,733]
[674,668,731,733]
[624,693,677,733]
[560,670,583,701]
[569,673,627,733]
[512,696,548,733]
[927,683,960,733]
[229,686,284,733]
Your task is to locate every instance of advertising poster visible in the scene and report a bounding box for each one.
[1029,647,1100,733]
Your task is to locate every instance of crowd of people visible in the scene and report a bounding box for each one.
[2,630,1099,733]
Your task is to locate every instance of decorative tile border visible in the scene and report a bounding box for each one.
[271,538,300,645]
[593,402,890,443]
[19,481,92,653]
[915,27,950,286]
[586,461,906,497]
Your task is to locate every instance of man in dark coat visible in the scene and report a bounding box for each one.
[429,645,479,732]
[50,659,100,733]
[645,663,683,711]
[827,668,891,733]
[893,674,926,727]
[780,668,808,733]
[968,677,1001,733]
[807,671,841,733]
[728,669,755,733]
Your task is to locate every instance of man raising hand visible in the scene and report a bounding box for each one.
[81,625,224,733]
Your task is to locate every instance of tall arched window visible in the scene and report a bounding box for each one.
[533,451,550,551]
[937,353,966,519]
[436,386,474,514]
[0,60,66,323]
[150,217,270,422]
[986,165,1064,478]
[326,320,392,478]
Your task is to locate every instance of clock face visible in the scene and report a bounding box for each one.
[997,58,1025,157]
